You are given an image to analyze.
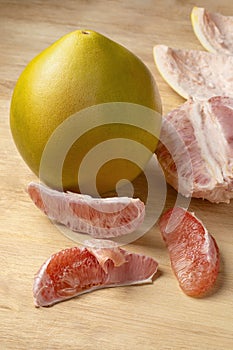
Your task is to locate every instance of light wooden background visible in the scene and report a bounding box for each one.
[1,1,233,349]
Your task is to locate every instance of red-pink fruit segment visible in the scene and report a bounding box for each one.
[27,182,145,238]
[159,207,220,297]
[33,246,158,307]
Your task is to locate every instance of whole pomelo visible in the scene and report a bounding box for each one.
[10,30,162,194]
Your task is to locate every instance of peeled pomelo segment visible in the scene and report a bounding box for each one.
[33,246,158,307]
[27,182,145,238]
[191,7,233,55]
[153,44,233,99]
[159,207,220,297]
[156,96,233,203]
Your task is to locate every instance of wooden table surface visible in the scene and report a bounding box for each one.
[1,1,233,349]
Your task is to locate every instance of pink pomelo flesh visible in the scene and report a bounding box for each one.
[33,246,158,307]
[28,182,145,238]
[159,207,220,297]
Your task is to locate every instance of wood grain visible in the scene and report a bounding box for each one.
[1,1,233,349]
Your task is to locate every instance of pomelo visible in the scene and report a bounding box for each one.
[33,245,158,307]
[159,207,220,297]
[27,181,145,239]
[10,30,162,194]
[156,96,233,203]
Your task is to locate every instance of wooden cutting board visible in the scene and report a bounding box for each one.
[1,1,233,349]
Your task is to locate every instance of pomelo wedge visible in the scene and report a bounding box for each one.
[191,7,233,55]
[156,96,233,203]
[159,207,220,297]
[33,245,158,307]
[27,182,145,238]
[153,44,233,99]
